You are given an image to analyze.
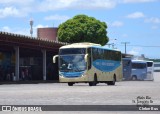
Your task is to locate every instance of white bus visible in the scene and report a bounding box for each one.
[145,61,154,81]
[122,59,149,80]
[131,60,147,80]
[53,43,123,86]
[154,62,160,72]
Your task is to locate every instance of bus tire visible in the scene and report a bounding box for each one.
[132,76,137,80]
[68,82,74,86]
[89,75,97,86]
[107,75,116,85]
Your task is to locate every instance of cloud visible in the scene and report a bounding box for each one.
[1,26,30,36]
[38,0,117,11]
[145,17,160,24]
[0,7,22,18]
[0,0,37,18]
[110,21,124,27]
[126,12,145,19]
[151,26,159,29]
[21,24,49,37]
[122,34,128,38]
[0,0,158,19]
[75,0,116,9]
[34,24,49,29]
[0,0,34,5]
[44,15,70,21]
[122,0,157,3]
[1,26,11,32]
[0,24,49,37]
[128,47,142,56]
[0,0,117,18]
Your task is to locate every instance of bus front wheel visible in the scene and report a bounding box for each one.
[68,82,74,86]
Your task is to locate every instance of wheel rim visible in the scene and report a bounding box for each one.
[132,76,136,80]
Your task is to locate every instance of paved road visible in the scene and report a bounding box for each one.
[0,72,160,113]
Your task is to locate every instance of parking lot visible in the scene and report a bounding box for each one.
[0,72,160,105]
[0,72,160,113]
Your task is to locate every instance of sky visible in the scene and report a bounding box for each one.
[0,0,160,59]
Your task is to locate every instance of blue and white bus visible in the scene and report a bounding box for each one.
[122,59,148,80]
[53,43,123,86]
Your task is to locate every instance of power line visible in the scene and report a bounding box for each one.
[128,45,160,47]
[117,44,160,48]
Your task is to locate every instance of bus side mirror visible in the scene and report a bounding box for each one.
[85,54,88,62]
[53,55,59,63]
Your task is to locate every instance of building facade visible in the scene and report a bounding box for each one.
[0,31,66,82]
[37,27,58,41]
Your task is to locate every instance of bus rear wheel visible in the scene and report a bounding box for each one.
[89,82,96,86]
[132,76,137,80]
[107,75,116,85]
[68,82,74,86]
[89,75,97,86]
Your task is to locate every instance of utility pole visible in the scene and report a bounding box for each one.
[30,19,34,37]
[121,42,130,54]
[106,38,117,49]
[106,43,115,49]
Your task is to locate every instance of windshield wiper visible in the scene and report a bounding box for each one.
[73,65,84,72]
[60,69,69,72]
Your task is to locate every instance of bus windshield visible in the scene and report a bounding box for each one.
[132,63,146,69]
[59,55,86,72]
[123,59,131,67]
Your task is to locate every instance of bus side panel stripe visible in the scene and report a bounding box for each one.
[93,59,120,72]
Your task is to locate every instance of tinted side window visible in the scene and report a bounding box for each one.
[132,63,146,69]
[147,62,153,67]
[92,48,103,61]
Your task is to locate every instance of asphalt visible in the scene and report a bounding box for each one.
[0,80,59,85]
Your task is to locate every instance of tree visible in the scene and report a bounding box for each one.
[58,14,109,45]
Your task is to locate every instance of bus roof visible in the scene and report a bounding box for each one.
[122,58,132,60]
[146,61,153,63]
[60,42,121,52]
[60,42,101,49]
[131,60,147,63]
[91,45,121,52]
[154,62,160,64]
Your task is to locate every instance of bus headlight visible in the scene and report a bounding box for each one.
[81,71,86,77]
[59,73,63,77]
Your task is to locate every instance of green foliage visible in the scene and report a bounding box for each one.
[149,59,160,62]
[58,14,109,45]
